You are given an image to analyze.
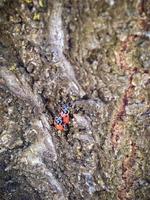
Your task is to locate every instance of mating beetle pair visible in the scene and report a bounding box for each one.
[54,104,70,131]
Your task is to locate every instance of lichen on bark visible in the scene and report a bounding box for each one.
[0,0,150,200]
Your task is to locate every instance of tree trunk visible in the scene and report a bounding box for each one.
[0,0,149,200]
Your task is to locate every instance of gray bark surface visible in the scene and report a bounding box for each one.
[0,0,149,200]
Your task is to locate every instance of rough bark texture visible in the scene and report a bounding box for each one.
[0,0,150,200]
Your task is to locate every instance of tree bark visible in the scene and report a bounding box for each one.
[0,0,149,200]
